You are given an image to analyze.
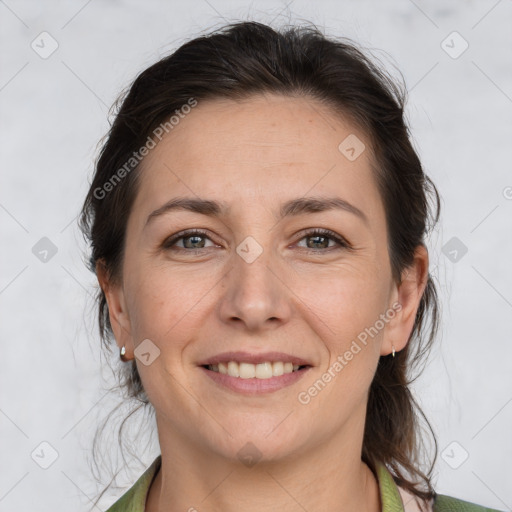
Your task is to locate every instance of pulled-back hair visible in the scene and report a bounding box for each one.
[80,20,440,510]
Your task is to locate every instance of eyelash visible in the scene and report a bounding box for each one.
[162,228,351,254]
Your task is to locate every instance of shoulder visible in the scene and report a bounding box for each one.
[392,468,502,512]
[397,486,503,512]
[104,456,162,512]
[433,493,505,512]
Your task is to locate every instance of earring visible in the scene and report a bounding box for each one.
[392,345,396,358]
[120,345,129,362]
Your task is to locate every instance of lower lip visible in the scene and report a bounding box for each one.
[199,366,311,394]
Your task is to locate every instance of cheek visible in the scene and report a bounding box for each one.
[295,265,390,396]
[122,267,209,400]
[123,261,220,346]
[299,273,387,417]
[296,265,389,338]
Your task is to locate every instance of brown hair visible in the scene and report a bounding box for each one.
[80,20,440,509]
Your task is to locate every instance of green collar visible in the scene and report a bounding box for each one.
[106,456,406,512]
[375,461,407,511]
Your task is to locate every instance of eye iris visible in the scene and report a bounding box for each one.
[307,235,329,249]
[172,231,339,251]
[183,235,205,249]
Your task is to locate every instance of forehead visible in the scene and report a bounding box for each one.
[133,93,382,222]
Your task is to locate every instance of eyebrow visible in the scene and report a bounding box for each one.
[145,195,368,226]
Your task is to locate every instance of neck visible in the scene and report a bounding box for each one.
[146,420,381,512]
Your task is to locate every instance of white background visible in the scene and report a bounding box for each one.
[1,1,511,511]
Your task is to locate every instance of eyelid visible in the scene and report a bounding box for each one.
[162,227,352,252]
[162,228,218,249]
[294,228,352,250]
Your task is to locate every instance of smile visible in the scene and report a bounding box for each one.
[204,361,309,379]
[200,362,312,395]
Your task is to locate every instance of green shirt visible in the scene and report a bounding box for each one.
[105,455,503,512]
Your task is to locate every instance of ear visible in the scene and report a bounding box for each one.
[381,244,429,356]
[96,259,134,360]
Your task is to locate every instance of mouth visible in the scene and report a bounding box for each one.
[201,361,311,380]
[197,351,313,394]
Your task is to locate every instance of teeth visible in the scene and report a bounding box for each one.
[207,361,304,379]
[227,361,239,377]
[273,361,284,376]
[240,362,256,379]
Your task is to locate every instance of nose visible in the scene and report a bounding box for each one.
[217,240,292,332]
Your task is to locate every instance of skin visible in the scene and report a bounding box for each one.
[98,93,428,512]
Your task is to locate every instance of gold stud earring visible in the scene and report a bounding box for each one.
[392,345,396,358]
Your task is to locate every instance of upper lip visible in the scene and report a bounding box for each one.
[197,351,312,366]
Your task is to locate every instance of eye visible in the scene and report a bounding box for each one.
[296,228,351,251]
[162,228,351,253]
[162,229,217,251]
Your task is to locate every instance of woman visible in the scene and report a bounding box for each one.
[80,21,501,512]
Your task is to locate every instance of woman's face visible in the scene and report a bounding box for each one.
[102,93,426,463]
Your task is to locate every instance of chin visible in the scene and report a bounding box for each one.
[204,421,309,465]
